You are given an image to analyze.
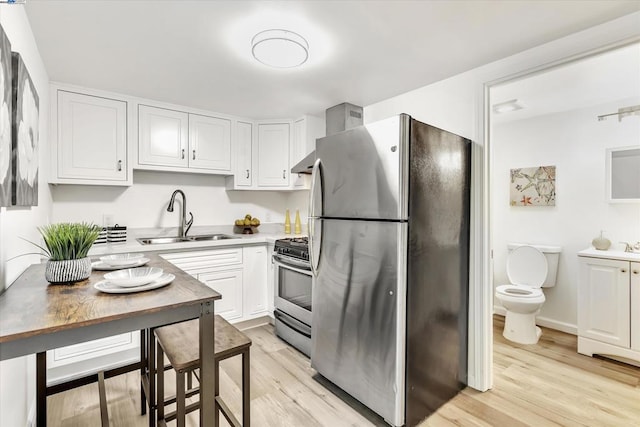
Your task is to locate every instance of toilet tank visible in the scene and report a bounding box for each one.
[507,243,561,287]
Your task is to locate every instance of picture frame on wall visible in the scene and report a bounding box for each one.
[0,24,11,207]
[510,165,556,206]
[11,51,39,206]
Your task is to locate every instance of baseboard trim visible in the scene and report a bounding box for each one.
[536,316,577,335]
[493,306,577,335]
[233,314,273,331]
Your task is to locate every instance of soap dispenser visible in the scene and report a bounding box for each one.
[592,230,611,251]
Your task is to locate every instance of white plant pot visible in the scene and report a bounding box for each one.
[45,257,92,284]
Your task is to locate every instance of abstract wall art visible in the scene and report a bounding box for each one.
[11,51,39,206]
[0,24,11,207]
[510,165,556,206]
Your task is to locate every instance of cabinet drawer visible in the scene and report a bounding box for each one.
[161,248,243,275]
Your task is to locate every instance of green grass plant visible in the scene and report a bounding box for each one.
[33,222,101,261]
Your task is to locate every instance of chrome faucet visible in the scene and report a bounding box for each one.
[620,242,633,253]
[167,189,193,238]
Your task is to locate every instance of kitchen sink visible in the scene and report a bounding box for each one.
[136,234,234,245]
[188,234,234,241]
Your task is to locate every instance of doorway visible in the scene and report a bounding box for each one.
[487,42,640,355]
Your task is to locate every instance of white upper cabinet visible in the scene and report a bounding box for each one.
[257,122,290,187]
[138,105,188,168]
[189,114,232,171]
[291,115,324,188]
[137,104,232,174]
[52,89,129,185]
[235,121,253,187]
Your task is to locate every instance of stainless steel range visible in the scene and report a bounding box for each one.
[273,237,312,357]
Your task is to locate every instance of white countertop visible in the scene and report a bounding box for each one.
[88,223,307,256]
[578,247,640,262]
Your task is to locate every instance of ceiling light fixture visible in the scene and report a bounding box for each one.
[492,99,523,114]
[251,29,309,68]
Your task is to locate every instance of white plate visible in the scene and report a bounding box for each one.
[100,253,145,266]
[104,267,163,287]
[92,257,150,271]
[95,273,175,294]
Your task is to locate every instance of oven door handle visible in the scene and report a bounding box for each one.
[273,257,313,276]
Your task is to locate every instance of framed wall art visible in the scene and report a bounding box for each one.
[11,51,39,206]
[510,165,556,206]
[0,24,11,207]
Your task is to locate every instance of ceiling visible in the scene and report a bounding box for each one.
[25,1,640,120]
[491,42,640,124]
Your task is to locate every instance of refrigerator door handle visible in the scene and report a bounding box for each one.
[308,158,323,276]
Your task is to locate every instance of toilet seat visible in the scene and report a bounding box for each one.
[496,284,543,298]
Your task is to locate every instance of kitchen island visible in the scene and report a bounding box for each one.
[0,253,221,426]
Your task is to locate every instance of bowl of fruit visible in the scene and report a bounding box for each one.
[234,214,261,234]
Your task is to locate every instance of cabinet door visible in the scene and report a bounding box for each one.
[235,121,253,186]
[189,114,232,171]
[138,105,188,167]
[632,262,640,351]
[198,269,243,321]
[57,91,127,181]
[243,246,268,317]
[257,123,290,187]
[578,257,630,347]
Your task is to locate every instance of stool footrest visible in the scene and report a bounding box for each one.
[165,400,200,422]
[216,396,241,427]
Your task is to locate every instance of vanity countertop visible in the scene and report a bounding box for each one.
[578,247,640,262]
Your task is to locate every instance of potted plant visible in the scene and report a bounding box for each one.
[31,222,101,284]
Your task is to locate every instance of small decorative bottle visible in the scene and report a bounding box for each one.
[284,209,291,234]
[294,209,302,235]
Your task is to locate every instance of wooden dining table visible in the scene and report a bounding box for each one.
[0,253,221,426]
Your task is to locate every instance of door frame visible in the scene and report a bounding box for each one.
[469,12,640,392]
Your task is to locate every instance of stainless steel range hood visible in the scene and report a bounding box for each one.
[291,103,363,174]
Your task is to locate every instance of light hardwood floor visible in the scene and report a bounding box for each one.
[47,317,640,426]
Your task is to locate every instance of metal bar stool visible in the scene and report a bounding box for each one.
[154,315,251,427]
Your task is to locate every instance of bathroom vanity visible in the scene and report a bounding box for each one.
[577,248,640,365]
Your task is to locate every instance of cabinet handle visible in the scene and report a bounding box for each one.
[193,150,196,160]
[633,270,639,274]
[282,169,286,179]
[621,269,627,273]
[181,149,185,159]
[246,169,250,179]
[117,160,122,171]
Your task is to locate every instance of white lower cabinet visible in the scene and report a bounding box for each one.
[161,246,269,322]
[46,332,140,385]
[577,254,640,364]
[198,269,244,321]
[48,244,269,383]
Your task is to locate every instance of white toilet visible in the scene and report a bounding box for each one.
[495,243,561,345]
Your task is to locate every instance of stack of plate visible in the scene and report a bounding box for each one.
[92,253,149,270]
[95,266,175,294]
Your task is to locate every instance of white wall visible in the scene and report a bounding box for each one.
[51,171,308,228]
[0,5,51,427]
[492,99,640,330]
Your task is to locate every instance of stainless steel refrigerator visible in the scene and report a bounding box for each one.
[309,114,471,426]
